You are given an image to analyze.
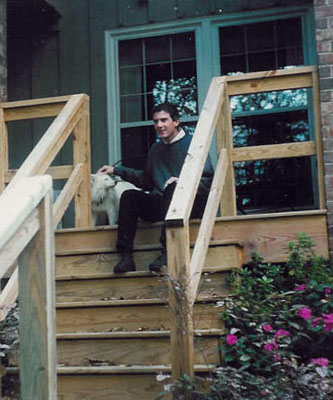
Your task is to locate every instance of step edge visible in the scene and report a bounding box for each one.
[6,364,217,375]
[56,328,225,340]
[56,297,224,309]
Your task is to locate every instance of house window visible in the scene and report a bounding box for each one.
[118,31,198,169]
[218,18,315,213]
[219,18,304,74]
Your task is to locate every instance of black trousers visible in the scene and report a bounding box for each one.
[116,182,208,253]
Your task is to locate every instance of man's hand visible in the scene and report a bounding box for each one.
[164,176,179,189]
[97,165,114,175]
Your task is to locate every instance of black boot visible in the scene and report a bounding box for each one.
[114,252,136,273]
[149,251,167,273]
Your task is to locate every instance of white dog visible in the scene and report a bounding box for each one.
[91,174,139,226]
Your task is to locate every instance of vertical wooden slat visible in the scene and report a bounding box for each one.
[18,189,57,400]
[312,70,326,209]
[0,108,9,192]
[73,98,92,227]
[167,224,194,384]
[217,86,237,216]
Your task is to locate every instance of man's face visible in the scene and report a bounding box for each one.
[153,111,180,143]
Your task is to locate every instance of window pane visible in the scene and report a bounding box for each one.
[145,36,170,63]
[235,157,315,213]
[172,32,196,60]
[248,51,276,72]
[119,66,143,95]
[146,63,171,92]
[247,22,274,51]
[121,126,156,169]
[120,95,145,123]
[232,110,309,147]
[119,39,142,66]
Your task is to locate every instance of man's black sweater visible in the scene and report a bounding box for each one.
[114,133,214,197]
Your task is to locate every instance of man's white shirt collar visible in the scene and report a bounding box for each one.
[163,128,186,144]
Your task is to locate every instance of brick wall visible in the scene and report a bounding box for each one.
[0,0,6,102]
[314,0,333,256]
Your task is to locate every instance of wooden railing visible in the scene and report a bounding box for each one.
[165,66,324,381]
[0,175,57,399]
[0,94,92,318]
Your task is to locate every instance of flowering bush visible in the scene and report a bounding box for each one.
[159,234,333,399]
[220,233,333,374]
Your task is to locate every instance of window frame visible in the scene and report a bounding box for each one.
[105,5,316,166]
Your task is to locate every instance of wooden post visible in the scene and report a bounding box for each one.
[217,86,237,216]
[18,188,57,400]
[0,109,8,192]
[167,223,194,392]
[73,98,92,227]
[312,70,326,209]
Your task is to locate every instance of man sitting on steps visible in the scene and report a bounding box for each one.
[97,103,214,273]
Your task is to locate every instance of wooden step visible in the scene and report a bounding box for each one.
[5,364,215,400]
[8,329,223,367]
[55,270,230,303]
[55,240,243,276]
[57,330,222,367]
[56,299,224,333]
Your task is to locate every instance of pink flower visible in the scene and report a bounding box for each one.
[274,329,290,339]
[226,334,238,345]
[295,284,306,291]
[325,287,332,296]
[323,313,333,332]
[298,307,312,320]
[311,317,323,327]
[263,324,273,332]
[264,341,278,351]
[311,358,329,367]
[273,353,281,362]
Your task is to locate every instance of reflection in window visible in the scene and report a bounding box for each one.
[232,110,309,147]
[230,89,308,114]
[119,31,197,123]
[235,157,315,214]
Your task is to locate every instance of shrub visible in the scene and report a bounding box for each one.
[159,233,333,399]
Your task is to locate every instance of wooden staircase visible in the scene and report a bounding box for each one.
[52,223,242,399]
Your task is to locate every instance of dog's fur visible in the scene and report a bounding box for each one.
[91,174,139,226]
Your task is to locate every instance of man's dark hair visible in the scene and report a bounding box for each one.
[151,103,180,121]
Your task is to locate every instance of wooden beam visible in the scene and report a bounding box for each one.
[0,109,8,192]
[18,189,57,400]
[166,78,225,225]
[226,66,315,96]
[167,224,194,382]
[0,209,39,281]
[53,163,83,228]
[189,149,228,305]
[0,269,18,321]
[2,103,66,122]
[0,175,52,252]
[312,70,326,209]
[231,141,316,162]
[218,85,237,216]
[8,94,87,189]
[5,165,75,184]
[73,98,92,228]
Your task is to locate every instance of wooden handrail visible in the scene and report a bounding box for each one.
[165,66,325,385]
[0,93,92,317]
[0,175,57,399]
